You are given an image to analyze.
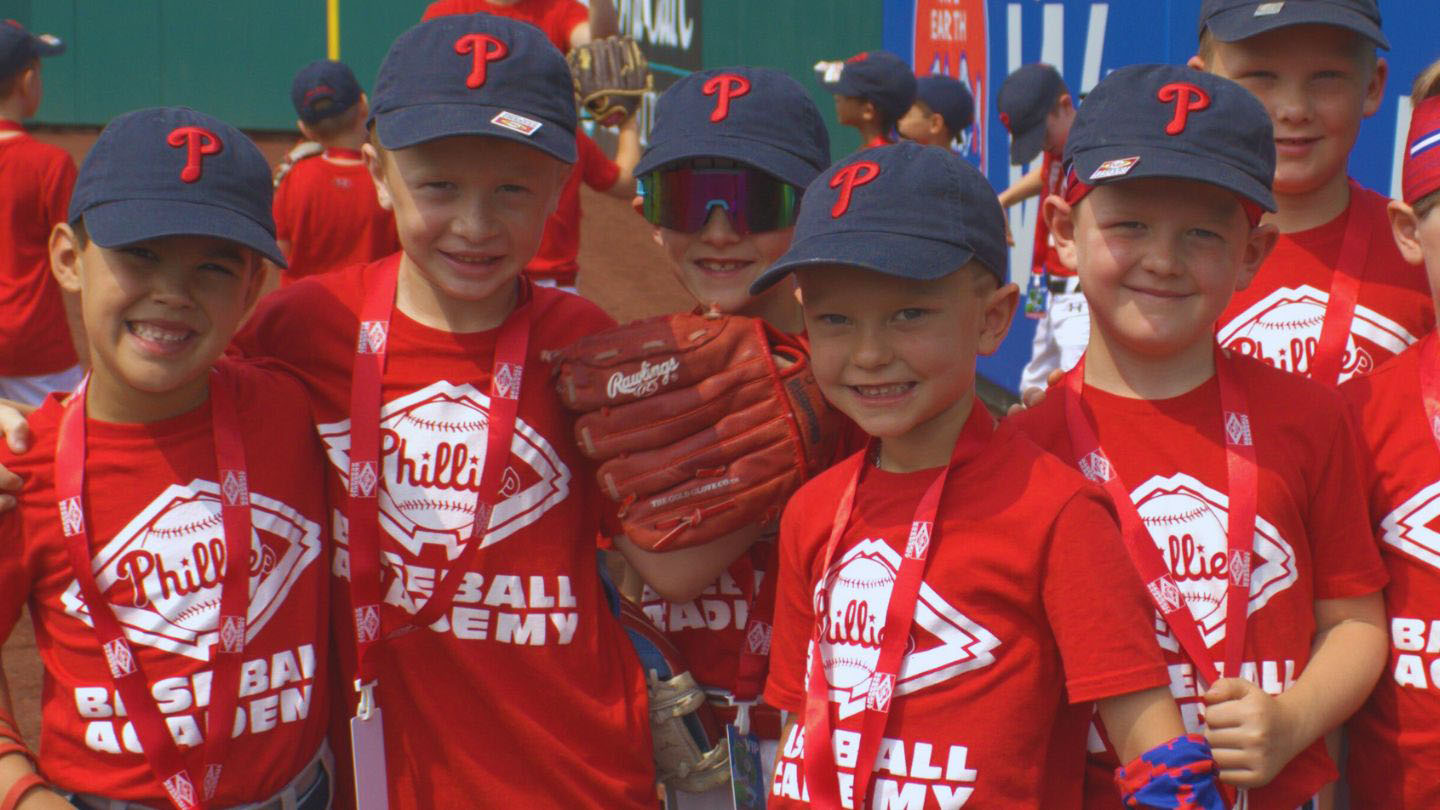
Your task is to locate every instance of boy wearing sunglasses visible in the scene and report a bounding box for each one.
[574,66,842,808]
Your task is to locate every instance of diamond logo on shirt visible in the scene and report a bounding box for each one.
[1133,472,1297,647]
[812,538,1001,720]
[1379,480,1440,571]
[318,380,572,560]
[1217,285,1416,383]
[61,480,322,661]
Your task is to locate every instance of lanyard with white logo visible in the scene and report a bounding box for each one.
[1062,346,1258,686]
[345,256,533,710]
[55,369,252,810]
[802,402,993,810]
[1309,180,1373,385]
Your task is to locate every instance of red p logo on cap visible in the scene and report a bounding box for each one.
[1156,82,1210,136]
[166,126,223,183]
[702,74,750,122]
[455,33,509,89]
[829,161,880,218]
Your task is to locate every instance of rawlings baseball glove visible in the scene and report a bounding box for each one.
[550,311,838,551]
[567,35,652,127]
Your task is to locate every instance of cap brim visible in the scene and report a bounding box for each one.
[81,199,287,267]
[375,102,577,163]
[1205,4,1389,49]
[1072,147,1277,211]
[634,133,824,190]
[1009,120,1048,166]
[750,230,976,294]
[821,75,861,97]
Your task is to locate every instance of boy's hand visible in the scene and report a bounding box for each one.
[1004,368,1065,417]
[1201,677,1300,788]
[0,400,32,514]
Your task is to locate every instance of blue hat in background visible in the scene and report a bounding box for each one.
[751,142,1008,292]
[0,19,64,80]
[1199,0,1388,49]
[997,63,1064,166]
[915,75,975,135]
[820,51,918,124]
[1065,64,1276,211]
[368,13,577,162]
[291,59,363,124]
[69,107,285,266]
[634,67,830,188]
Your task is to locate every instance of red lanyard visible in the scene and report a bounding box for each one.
[345,257,533,698]
[732,538,778,703]
[1310,180,1373,385]
[802,403,994,810]
[1062,347,1258,685]
[55,369,252,810]
[1029,151,1057,278]
[1418,334,1440,456]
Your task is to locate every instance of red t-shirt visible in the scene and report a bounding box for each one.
[1034,150,1070,278]
[763,416,1168,809]
[0,131,77,376]
[1010,353,1387,809]
[526,132,620,285]
[233,256,655,809]
[1341,334,1440,808]
[420,0,587,52]
[0,359,330,804]
[272,151,400,285]
[1217,184,1433,384]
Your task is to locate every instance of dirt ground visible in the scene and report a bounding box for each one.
[1,126,691,748]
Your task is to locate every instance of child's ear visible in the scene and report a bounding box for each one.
[362,143,393,211]
[862,100,878,123]
[1362,56,1388,118]
[1186,54,1208,72]
[1388,199,1426,266]
[1043,194,1079,272]
[929,112,946,138]
[49,222,83,294]
[1236,222,1280,291]
[978,279,1019,356]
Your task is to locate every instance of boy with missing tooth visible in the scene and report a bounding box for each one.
[1010,64,1388,808]
[755,142,1226,808]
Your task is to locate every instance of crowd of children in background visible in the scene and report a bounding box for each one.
[0,0,1437,808]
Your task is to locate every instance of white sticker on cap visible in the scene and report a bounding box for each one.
[491,111,543,137]
[1254,2,1285,16]
[815,60,845,83]
[1090,156,1140,180]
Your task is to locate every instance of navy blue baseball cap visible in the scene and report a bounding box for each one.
[633,67,830,189]
[1199,0,1388,49]
[291,59,363,124]
[751,142,1007,292]
[0,19,64,80]
[998,63,1065,166]
[368,14,577,162]
[915,75,975,134]
[820,51,917,124]
[1065,64,1276,211]
[68,107,285,266]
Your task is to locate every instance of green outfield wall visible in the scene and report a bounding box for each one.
[3,1,881,155]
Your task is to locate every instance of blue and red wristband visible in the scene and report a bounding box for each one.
[1114,733,1230,810]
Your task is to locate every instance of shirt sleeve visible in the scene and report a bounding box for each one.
[578,134,621,192]
[1042,487,1170,703]
[763,486,825,713]
[1306,396,1389,599]
[0,510,29,643]
[551,0,589,48]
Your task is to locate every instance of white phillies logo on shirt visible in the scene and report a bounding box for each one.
[811,538,1001,720]
[1132,472,1297,648]
[61,480,322,661]
[317,380,571,560]
[1378,480,1440,571]
[1217,284,1416,382]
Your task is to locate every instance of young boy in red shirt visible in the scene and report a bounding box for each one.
[0,21,82,406]
[272,59,399,287]
[752,141,1227,809]
[896,74,973,149]
[817,51,916,150]
[1191,0,1434,385]
[233,14,746,808]
[1011,64,1389,808]
[1340,62,1440,808]
[0,107,333,810]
